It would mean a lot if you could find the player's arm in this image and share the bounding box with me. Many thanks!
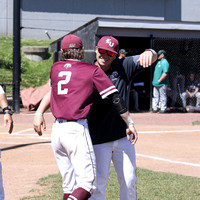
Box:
[0,86,13,134]
[110,93,138,145]
[192,87,199,97]
[158,72,168,83]
[137,49,157,68]
[33,90,51,136]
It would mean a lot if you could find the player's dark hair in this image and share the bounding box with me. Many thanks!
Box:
[61,48,84,60]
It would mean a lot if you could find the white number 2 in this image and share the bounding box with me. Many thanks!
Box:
[57,71,72,95]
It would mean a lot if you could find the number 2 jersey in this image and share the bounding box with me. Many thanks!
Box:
[50,60,118,120]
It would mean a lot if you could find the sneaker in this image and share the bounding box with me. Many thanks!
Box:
[159,110,166,113]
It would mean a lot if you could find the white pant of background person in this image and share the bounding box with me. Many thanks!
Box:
[51,119,96,195]
[182,92,200,108]
[153,85,167,111]
[90,137,137,200]
[0,151,4,200]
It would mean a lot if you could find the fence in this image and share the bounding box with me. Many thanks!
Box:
[152,38,200,110]
[129,37,200,112]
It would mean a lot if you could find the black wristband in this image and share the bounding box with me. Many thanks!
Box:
[3,106,11,112]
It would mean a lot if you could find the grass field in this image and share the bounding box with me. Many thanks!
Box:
[20,164,200,200]
[0,36,54,93]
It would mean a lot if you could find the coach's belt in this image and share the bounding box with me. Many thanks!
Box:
[56,118,77,123]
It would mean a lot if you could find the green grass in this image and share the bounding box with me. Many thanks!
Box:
[0,36,54,94]
[20,173,63,200]
[192,120,200,125]
[20,164,200,200]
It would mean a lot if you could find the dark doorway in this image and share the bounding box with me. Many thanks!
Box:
[115,36,152,111]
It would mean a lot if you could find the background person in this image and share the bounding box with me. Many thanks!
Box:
[0,85,13,200]
[182,72,200,112]
[118,49,127,59]
[152,50,169,113]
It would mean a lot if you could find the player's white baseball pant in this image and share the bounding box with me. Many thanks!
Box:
[90,137,137,200]
[0,160,4,200]
[51,119,96,195]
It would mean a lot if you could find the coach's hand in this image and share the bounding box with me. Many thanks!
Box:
[137,49,157,67]
[33,114,46,136]
[126,125,138,145]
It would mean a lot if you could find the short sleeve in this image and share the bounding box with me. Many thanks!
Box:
[163,60,170,73]
[93,67,118,99]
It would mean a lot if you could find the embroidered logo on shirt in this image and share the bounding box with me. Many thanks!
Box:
[110,71,119,82]
[64,63,72,69]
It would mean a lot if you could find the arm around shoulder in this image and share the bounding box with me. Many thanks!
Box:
[137,49,157,67]
[145,49,158,63]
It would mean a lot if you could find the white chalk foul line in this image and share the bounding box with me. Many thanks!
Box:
[20,112,52,116]
[138,129,200,134]
[136,153,200,168]
[12,128,34,135]
[0,141,50,145]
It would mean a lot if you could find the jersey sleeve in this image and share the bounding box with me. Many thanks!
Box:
[163,60,170,73]
[93,67,118,99]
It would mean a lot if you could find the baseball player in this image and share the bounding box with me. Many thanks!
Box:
[0,85,13,200]
[33,34,137,200]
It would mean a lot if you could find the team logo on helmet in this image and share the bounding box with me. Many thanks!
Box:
[106,39,114,47]
[69,43,76,48]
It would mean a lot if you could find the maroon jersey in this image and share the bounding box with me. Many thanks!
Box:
[50,60,118,120]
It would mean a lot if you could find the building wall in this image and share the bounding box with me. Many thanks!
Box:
[181,0,200,22]
[0,0,13,36]
[0,0,199,39]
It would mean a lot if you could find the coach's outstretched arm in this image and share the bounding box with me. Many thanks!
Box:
[33,90,51,136]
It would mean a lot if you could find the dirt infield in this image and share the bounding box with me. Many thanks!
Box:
[0,110,200,200]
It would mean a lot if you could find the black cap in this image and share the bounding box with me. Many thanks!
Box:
[119,49,127,54]
[189,71,195,76]
[157,50,166,56]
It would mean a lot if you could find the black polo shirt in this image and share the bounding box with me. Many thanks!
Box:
[88,55,142,145]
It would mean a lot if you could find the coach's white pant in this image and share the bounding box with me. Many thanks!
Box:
[51,119,96,194]
[90,137,137,200]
